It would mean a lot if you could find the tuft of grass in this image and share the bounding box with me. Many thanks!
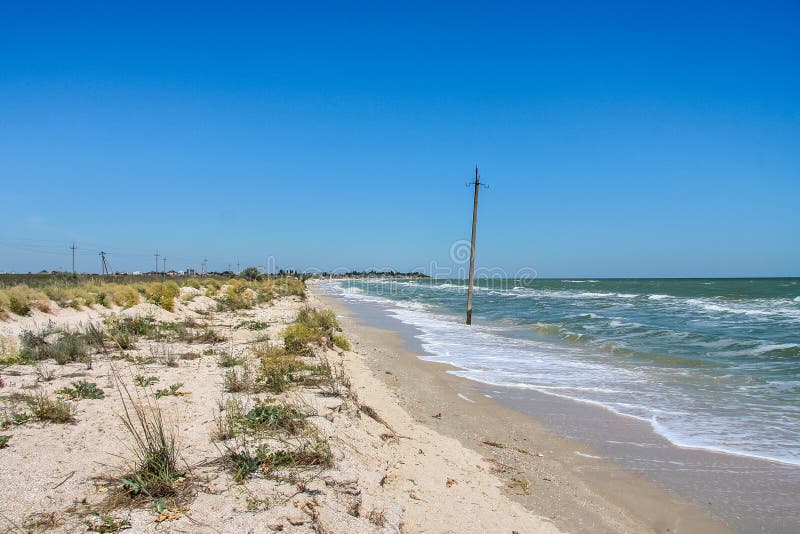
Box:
[211,398,244,442]
[331,334,351,351]
[216,351,243,368]
[0,435,10,448]
[0,335,22,364]
[255,345,305,393]
[27,392,76,423]
[19,327,90,365]
[282,307,341,355]
[35,363,57,382]
[0,285,51,316]
[116,372,186,499]
[57,380,105,400]
[223,365,256,393]
[260,437,333,474]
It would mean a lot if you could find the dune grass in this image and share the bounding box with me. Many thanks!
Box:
[115,372,186,500]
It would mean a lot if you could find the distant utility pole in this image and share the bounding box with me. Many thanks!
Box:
[466,166,486,325]
[236,260,240,274]
[202,257,208,275]
[69,242,77,275]
[99,251,110,275]
[154,251,160,274]
[162,257,167,274]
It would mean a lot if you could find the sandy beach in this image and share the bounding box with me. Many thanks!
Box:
[1,280,560,533]
[3,277,797,532]
[311,285,734,534]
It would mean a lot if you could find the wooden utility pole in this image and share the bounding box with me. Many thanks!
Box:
[466,166,483,325]
[154,251,160,274]
[70,242,77,275]
[99,251,109,275]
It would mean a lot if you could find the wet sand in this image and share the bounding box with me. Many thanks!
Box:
[314,286,800,533]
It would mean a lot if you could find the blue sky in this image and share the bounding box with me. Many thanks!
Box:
[1,1,798,277]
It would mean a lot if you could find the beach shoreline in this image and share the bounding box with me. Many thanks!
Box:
[310,284,733,533]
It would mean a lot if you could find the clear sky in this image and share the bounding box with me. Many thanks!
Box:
[1,1,798,277]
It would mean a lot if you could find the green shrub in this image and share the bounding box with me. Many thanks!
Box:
[2,285,51,315]
[0,435,10,449]
[143,282,180,311]
[282,323,317,355]
[256,345,305,393]
[331,334,351,351]
[240,267,260,281]
[19,329,89,364]
[27,393,76,423]
[184,278,201,289]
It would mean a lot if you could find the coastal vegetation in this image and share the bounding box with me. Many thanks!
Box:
[0,274,306,319]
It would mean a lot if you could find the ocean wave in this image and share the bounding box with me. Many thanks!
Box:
[324,279,800,466]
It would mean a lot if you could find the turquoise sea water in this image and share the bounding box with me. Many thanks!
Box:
[324,278,800,465]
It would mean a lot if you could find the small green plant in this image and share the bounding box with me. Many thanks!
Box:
[217,352,243,368]
[223,366,255,393]
[124,355,156,365]
[27,393,76,423]
[202,348,217,356]
[331,334,351,351]
[225,446,265,482]
[211,399,243,442]
[154,383,184,399]
[134,375,160,387]
[244,402,305,433]
[0,435,11,448]
[236,320,268,331]
[0,335,21,364]
[255,345,305,393]
[57,380,105,400]
[85,513,132,532]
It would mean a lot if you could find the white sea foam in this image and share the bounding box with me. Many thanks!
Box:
[325,280,800,466]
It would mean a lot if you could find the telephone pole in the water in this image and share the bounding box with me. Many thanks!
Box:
[466,166,485,325]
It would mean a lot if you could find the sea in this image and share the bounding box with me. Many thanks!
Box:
[322,277,800,467]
